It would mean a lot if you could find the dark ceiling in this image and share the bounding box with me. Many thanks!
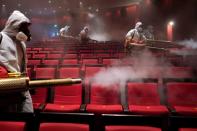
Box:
[0,0,141,17]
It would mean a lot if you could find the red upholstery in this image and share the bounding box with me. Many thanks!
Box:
[127,83,161,105]
[129,105,168,115]
[80,53,95,59]
[179,128,197,131]
[61,59,78,65]
[105,125,161,131]
[59,67,80,78]
[86,104,122,114]
[35,67,56,79]
[27,59,41,66]
[64,54,78,59]
[44,104,81,112]
[173,106,197,116]
[0,121,25,131]
[44,84,82,112]
[31,88,47,109]
[102,59,119,66]
[0,66,8,78]
[39,51,50,54]
[32,47,42,51]
[127,83,168,115]
[85,66,105,78]
[32,67,56,109]
[82,59,99,65]
[167,83,197,106]
[164,67,193,78]
[167,82,197,115]
[47,54,62,59]
[43,48,53,51]
[44,66,82,112]
[33,53,47,59]
[86,83,122,113]
[39,123,89,131]
[42,59,59,65]
[53,84,82,104]
[96,53,111,58]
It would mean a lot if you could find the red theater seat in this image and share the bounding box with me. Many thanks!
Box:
[164,67,193,78]
[39,123,89,131]
[42,59,59,66]
[44,66,82,112]
[32,47,42,51]
[102,58,120,66]
[58,66,81,78]
[86,83,122,114]
[44,84,82,112]
[105,125,161,131]
[127,83,168,115]
[47,53,62,59]
[167,82,197,115]
[39,51,50,54]
[96,53,111,58]
[0,121,25,131]
[33,53,47,59]
[61,59,79,65]
[179,128,197,131]
[64,54,78,59]
[84,65,105,78]
[27,59,41,66]
[82,59,99,65]
[32,66,57,109]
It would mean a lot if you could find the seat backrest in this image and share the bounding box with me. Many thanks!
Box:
[47,53,62,59]
[166,82,197,106]
[90,83,120,105]
[64,54,78,59]
[127,83,161,105]
[53,66,82,104]
[59,66,80,78]
[39,123,89,131]
[0,121,25,131]
[27,59,41,66]
[54,84,82,104]
[61,59,78,65]
[82,59,99,65]
[163,67,193,78]
[42,59,59,66]
[35,66,56,79]
[32,66,57,103]
[102,58,119,66]
[33,53,47,59]
[85,65,105,78]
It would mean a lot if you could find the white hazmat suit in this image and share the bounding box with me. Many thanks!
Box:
[0,10,33,112]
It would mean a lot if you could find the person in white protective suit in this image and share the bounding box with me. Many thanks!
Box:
[124,21,147,55]
[60,25,72,37]
[0,10,33,112]
[79,26,90,44]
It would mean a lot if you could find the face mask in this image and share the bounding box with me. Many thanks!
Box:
[18,22,32,41]
[137,27,143,33]
[16,31,28,42]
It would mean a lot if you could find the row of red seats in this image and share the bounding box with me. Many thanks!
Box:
[27,64,195,80]
[29,65,197,116]
[0,112,196,131]
[36,82,197,115]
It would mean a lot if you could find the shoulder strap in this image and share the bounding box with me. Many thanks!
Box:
[0,33,2,44]
[131,30,135,40]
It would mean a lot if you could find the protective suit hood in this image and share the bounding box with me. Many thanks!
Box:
[135,22,142,29]
[2,10,30,38]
